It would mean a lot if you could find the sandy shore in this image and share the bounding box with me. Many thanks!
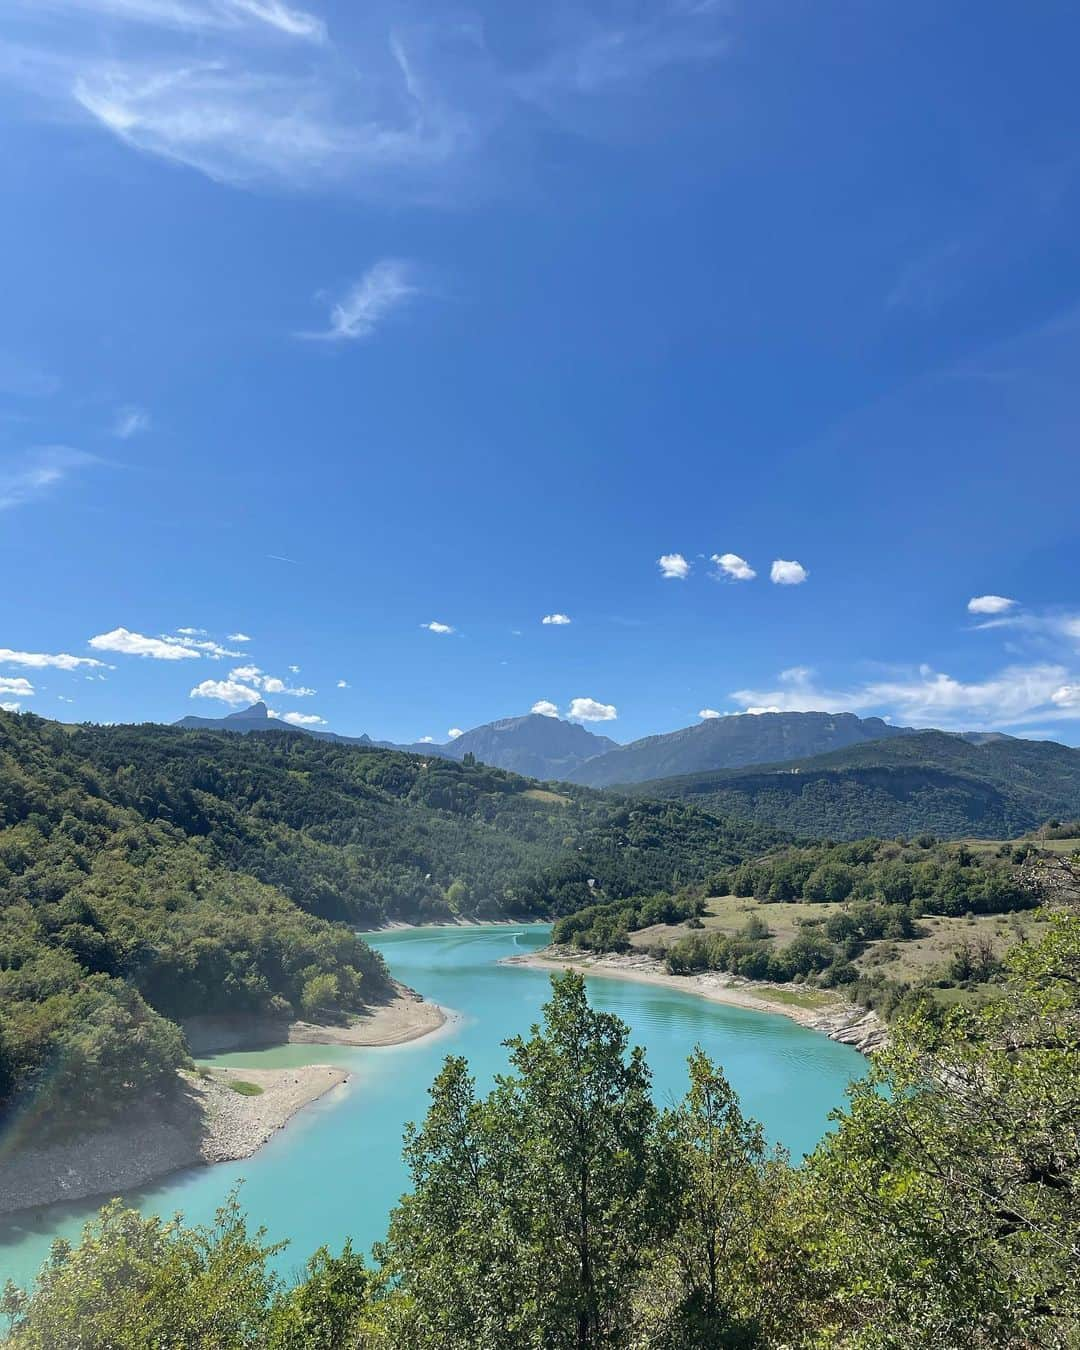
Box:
[0,1064,350,1218]
[182,980,446,1054]
[0,983,448,1219]
[505,947,887,1054]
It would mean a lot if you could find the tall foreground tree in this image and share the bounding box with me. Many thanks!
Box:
[375,972,669,1349]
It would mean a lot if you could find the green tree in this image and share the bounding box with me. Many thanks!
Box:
[4,1192,283,1349]
[803,910,1080,1347]
[377,972,669,1349]
[641,1050,788,1348]
[267,1241,370,1349]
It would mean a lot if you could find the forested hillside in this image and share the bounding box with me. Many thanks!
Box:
[0,712,781,1124]
[636,730,1080,839]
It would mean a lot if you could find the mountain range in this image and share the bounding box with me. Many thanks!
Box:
[173,705,921,784]
[169,703,1080,840]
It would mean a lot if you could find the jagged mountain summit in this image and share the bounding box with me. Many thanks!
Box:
[443,713,618,780]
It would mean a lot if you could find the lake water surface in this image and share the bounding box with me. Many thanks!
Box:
[0,925,865,1290]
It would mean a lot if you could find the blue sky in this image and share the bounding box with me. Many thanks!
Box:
[3,0,1080,746]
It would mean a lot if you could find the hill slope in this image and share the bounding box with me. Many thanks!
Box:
[568,711,914,787]
[635,730,1080,839]
[0,711,785,1123]
[174,700,454,758]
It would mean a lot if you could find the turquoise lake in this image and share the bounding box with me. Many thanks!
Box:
[0,925,865,1290]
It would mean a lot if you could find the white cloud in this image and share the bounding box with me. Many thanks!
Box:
[90,627,201,660]
[698,708,721,719]
[336,679,349,688]
[262,676,315,696]
[275,709,326,726]
[1,447,98,511]
[21,0,325,39]
[113,404,150,438]
[176,627,206,636]
[711,552,755,582]
[967,594,1017,615]
[541,613,572,625]
[226,0,325,40]
[743,705,782,715]
[422,621,454,634]
[417,734,435,743]
[228,632,251,642]
[227,664,313,696]
[0,1,732,199]
[300,260,421,341]
[0,701,21,712]
[288,664,300,673]
[1051,685,1080,708]
[731,662,1080,729]
[657,552,690,580]
[567,696,617,723]
[169,635,242,658]
[770,559,808,586]
[531,699,559,718]
[189,678,260,706]
[0,677,34,697]
[0,648,106,669]
[447,726,463,738]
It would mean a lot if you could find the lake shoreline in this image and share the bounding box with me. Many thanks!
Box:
[504,947,887,1054]
[0,1064,351,1220]
[0,983,447,1222]
[182,980,447,1054]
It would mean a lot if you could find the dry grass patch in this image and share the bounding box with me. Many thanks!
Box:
[629,894,845,952]
[523,788,571,805]
[854,910,1049,983]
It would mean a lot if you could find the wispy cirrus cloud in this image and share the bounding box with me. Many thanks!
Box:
[0,1,732,196]
[299,261,421,342]
[17,0,325,39]
[0,447,97,510]
[113,404,150,438]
